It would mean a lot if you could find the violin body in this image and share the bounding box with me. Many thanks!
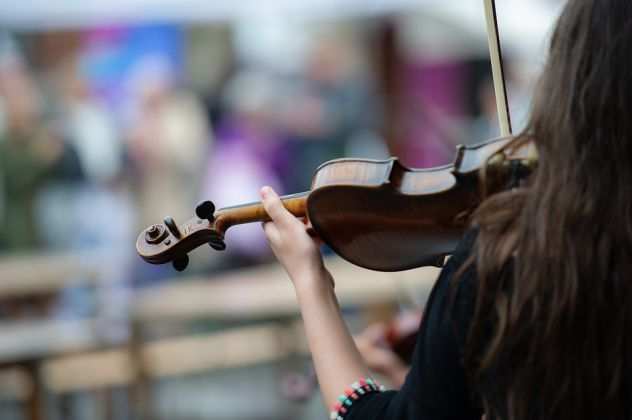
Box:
[307,158,473,270]
[136,136,534,271]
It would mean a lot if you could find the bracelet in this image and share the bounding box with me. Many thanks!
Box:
[329,377,386,420]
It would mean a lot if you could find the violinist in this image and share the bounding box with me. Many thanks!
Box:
[259,1,632,419]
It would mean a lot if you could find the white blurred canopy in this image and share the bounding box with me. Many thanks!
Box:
[0,0,564,58]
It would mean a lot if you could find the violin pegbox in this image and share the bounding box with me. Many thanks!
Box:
[196,201,227,251]
[136,200,227,271]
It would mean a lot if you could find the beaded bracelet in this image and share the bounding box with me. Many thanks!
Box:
[329,377,386,420]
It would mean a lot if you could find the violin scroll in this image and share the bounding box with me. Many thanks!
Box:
[136,199,227,272]
[137,193,307,270]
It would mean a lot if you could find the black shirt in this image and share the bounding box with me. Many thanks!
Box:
[347,231,483,420]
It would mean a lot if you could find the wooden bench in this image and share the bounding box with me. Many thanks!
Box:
[0,252,99,299]
[133,256,439,322]
[0,252,101,420]
[0,256,439,419]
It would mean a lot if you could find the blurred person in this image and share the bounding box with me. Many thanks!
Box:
[41,58,137,334]
[125,55,211,229]
[280,37,380,191]
[200,70,286,263]
[34,57,126,251]
[0,46,81,251]
[55,59,123,184]
[259,1,632,420]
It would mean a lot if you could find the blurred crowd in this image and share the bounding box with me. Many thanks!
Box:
[0,21,529,325]
[0,28,384,261]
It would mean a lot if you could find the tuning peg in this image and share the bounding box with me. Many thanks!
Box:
[196,201,216,222]
[209,238,226,251]
[172,254,189,272]
[164,216,182,239]
[207,231,226,251]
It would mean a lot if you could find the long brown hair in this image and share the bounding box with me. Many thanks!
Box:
[466,1,632,419]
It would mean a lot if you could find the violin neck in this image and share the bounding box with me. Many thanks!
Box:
[214,191,309,231]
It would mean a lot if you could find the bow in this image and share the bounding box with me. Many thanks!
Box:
[483,0,512,137]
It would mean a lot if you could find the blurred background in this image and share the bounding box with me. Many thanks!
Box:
[0,0,563,419]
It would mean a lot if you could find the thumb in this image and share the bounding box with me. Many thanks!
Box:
[260,186,295,228]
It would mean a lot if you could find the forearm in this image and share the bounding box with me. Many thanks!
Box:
[295,269,370,408]
[258,186,372,408]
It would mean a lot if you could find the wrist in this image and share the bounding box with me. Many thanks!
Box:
[293,265,335,301]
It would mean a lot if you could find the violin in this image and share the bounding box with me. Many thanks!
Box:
[136,136,535,272]
[137,0,535,272]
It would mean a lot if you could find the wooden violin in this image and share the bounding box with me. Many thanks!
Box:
[136,136,535,272]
